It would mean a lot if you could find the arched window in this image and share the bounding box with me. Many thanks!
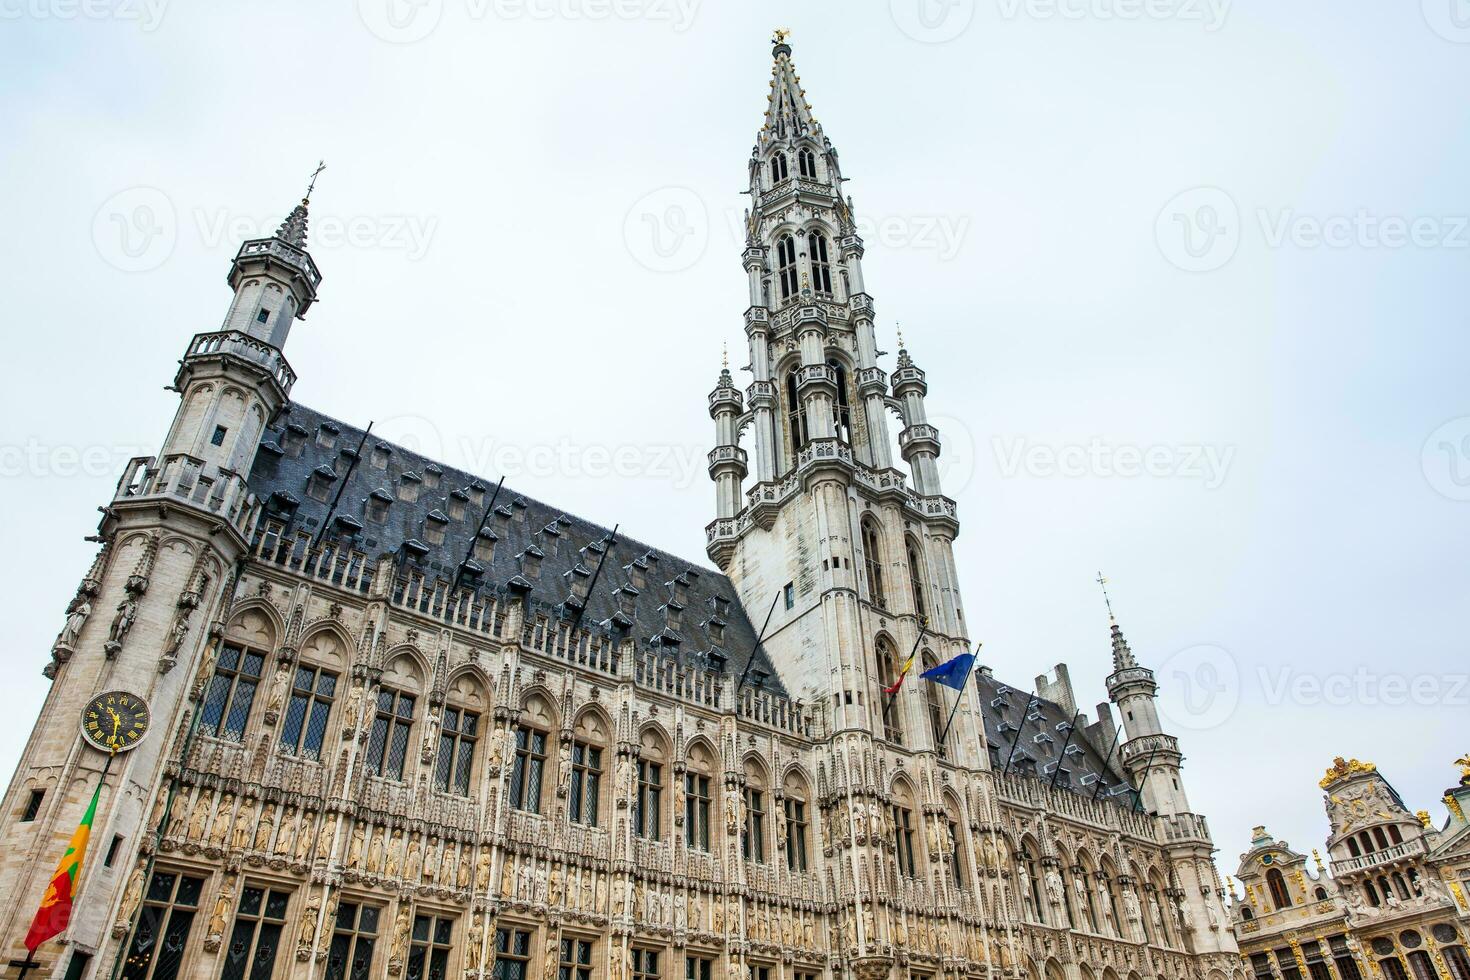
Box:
[1020,845,1044,922]
[742,759,768,863]
[905,535,928,623]
[1075,857,1099,932]
[434,673,488,797]
[942,797,967,889]
[770,152,788,184]
[785,369,808,456]
[828,358,851,443]
[1347,838,1361,857]
[568,711,608,826]
[862,517,886,608]
[1314,885,1328,901]
[1099,863,1123,936]
[783,771,811,873]
[201,642,267,742]
[922,651,946,754]
[798,147,817,179]
[776,234,799,302]
[891,782,920,878]
[1266,867,1291,910]
[1388,824,1403,845]
[1359,831,1375,854]
[279,631,344,762]
[509,695,555,813]
[1374,827,1390,850]
[634,728,668,841]
[365,654,422,781]
[684,743,714,851]
[808,231,833,298]
[1241,906,1254,921]
[875,635,903,743]
[1365,881,1380,907]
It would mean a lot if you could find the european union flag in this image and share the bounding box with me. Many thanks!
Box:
[919,652,977,690]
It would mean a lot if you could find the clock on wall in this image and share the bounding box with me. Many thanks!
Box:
[80,691,151,753]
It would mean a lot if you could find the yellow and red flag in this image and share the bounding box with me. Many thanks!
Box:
[883,654,916,695]
[24,777,102,953]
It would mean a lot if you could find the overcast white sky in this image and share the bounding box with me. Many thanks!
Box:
[2,0,1468,878]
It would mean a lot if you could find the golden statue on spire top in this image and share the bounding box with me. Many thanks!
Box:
[773,28,790,45]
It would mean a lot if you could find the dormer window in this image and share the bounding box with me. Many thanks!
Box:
[708,619,726,645]
[398,472,422,503]
[316,423,339,450]
[798,147,817,179]
[627,560,647,590]
[520,547,543,579]
[712,595,730,618]
[423,464,442,490]
[448,491,467,521]
[282,423,308,457]
[669,573,691,606]
[770,151,788,184]
[308,464,336,502]
[425,510,449,547]
[663,603,683,631]
[493,506,512,536]
[467,482,486,507]
[334,447,358,476]
[473,529,496,563]
[371,444,391,469]
[366,489,392,523]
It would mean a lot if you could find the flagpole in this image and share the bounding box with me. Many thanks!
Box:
[109,558,244,980]
[934,657,980,754]
[881,618,928,730]
[734,591,782,697]
[1048,711,1081,789]
[21,749,115,980]
[1092,722,1124,800]
[1001,691,1037,776]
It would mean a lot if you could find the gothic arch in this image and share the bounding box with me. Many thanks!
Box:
[444,662,494,699]
[443,668,490,715]
[637,720,672,758]
[297,622,353,667]
[519,689,559,732]
[381,648,429,695]
[572,705,613,744]
[225,600,284,649]
[780,761,815,793]
[684,735,718,771]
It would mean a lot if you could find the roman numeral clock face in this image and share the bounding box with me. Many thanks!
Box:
[81,691,151,753]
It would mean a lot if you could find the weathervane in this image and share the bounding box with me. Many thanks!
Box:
[305,160,326,202]
[896,322,905,349]
[722,341,728,371]
[1096,571,1116,623]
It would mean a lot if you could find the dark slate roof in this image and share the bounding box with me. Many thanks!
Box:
[246,403,786,694]
[974,672,1137,805]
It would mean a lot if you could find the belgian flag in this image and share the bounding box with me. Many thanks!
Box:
[24,778,102,953]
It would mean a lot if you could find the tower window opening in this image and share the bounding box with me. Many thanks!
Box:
[808,232,833,298]
[862,517,886,608]
[255,308,270,324]
[211,425,228,447]
[905,535,928,622]
[104,833,123,867]
[829,358,851,443]
[785,370,808,457]
[770,152,789,184]
[783,582,795,609]
[798,147,817,179]
[776,234,799,302]
[21,789,43,822]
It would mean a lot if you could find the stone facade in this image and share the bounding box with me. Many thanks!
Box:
[1228,759,1470,980]
[0,38,1241,980]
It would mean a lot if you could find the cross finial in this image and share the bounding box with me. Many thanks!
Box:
[722,341,729,370]
[305,160,326,202]
[1096,571,1116,623]
[896,321,905,350]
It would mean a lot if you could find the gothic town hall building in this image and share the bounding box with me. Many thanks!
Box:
[0,40,1243,980]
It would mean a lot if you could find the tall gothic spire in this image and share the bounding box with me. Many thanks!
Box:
[759,31,824,150]
[275,161,325,249]
[1098,571,1138,670]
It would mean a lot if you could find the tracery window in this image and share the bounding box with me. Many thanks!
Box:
[365,688,415,781]
[861,517,886,608]
[770,152,788,184]
[808,232,833,297]
[798,147,817,178]
[776,234,799,302]
[201,643,265,742]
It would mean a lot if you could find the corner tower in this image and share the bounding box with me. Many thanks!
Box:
[706,36,974,758]
[0,183,320,973]
[1102,586,1236,954]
